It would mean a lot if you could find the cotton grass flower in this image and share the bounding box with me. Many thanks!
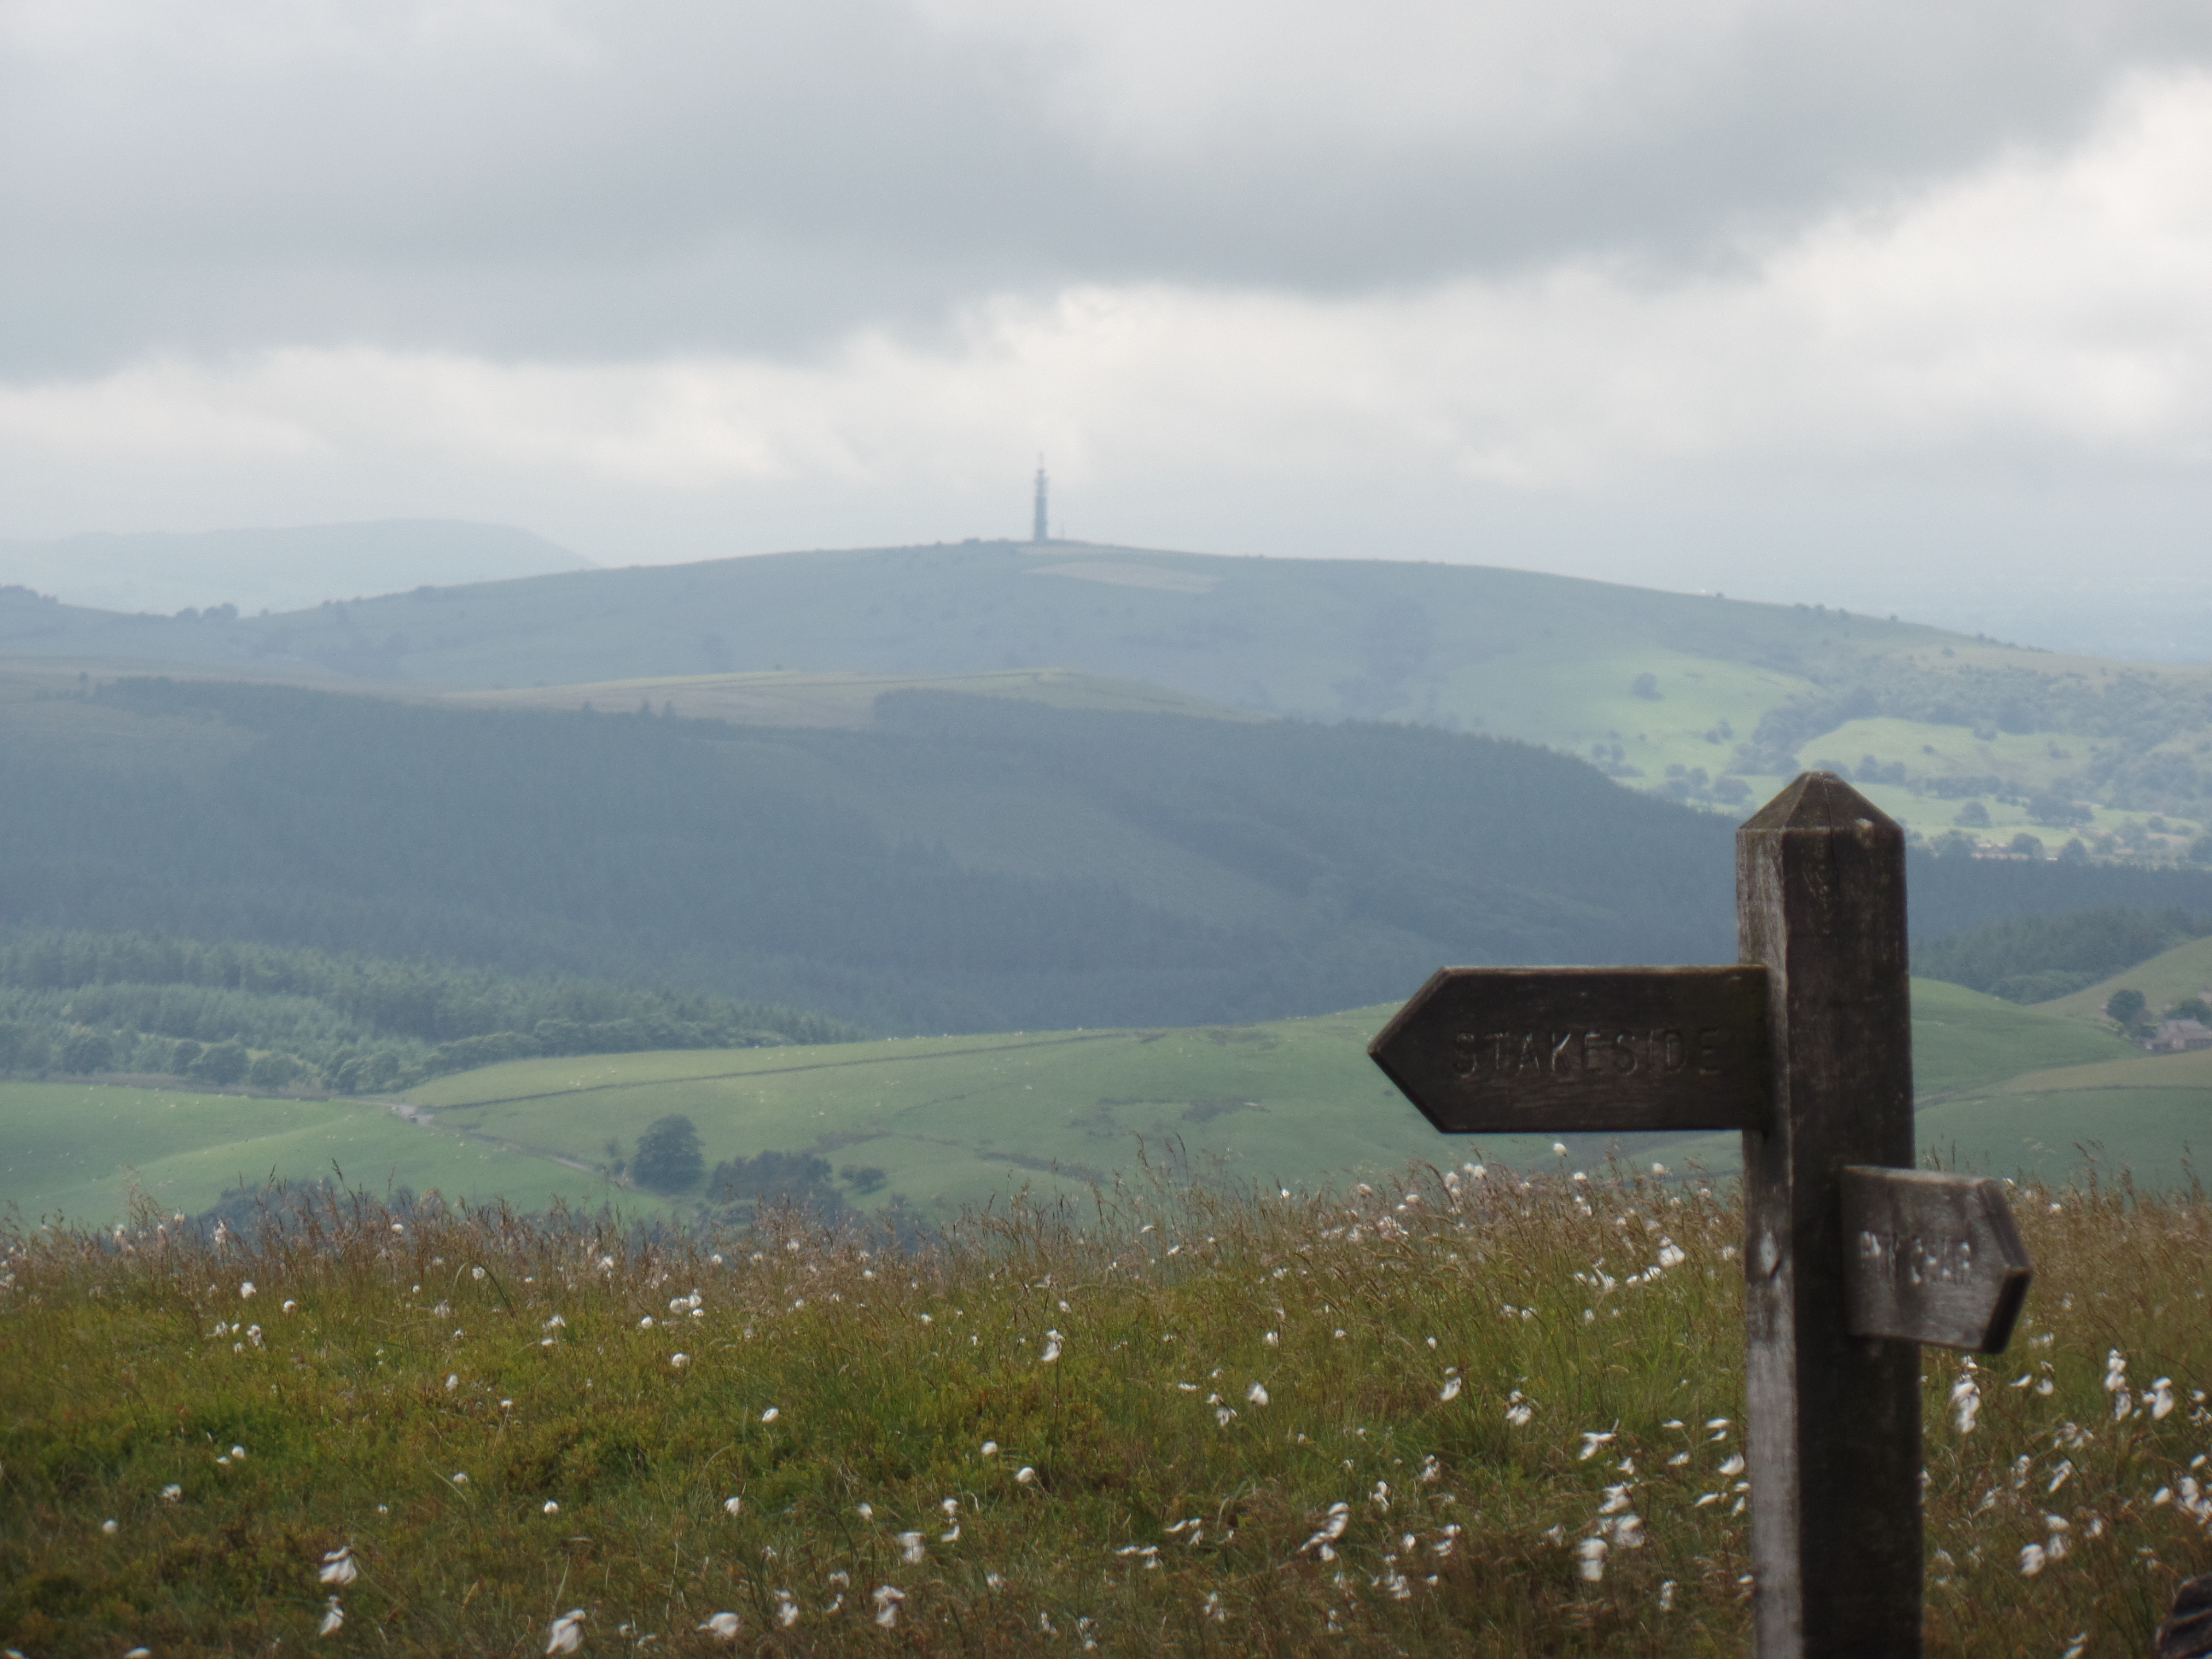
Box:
[1016,1467,1036,1485]
[1247,1382,1269,1406]
[774,1591,800,1628]
[1041,1330,1064,1364]
[872,1586,905,1627]
[697,1612,742,1641]
[1439,1376,1464,1402]
[546,1608,586,1654]
[318,1546,358,1586]
[160,1485,182,1504]
[1575,1537,1609,1581]
[318,1597,345,1636]
[1577,1431,1615,1460]
[723,1496,742,1516]
[760,1406,779,1423]
[1301,1501,1352,1557]
[669,1352,690,1369]
[1951,1371,1982,1434]
[240,1281,256,1299]
[897,1531,927,1563]
[544,1501,560,1515]
[102,1518,119,1535]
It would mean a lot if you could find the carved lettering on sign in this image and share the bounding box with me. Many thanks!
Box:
[1841,1167,2033,1353]
[1448,1027,1724,1080]
[1853,1229,1975,1289]
[1368,967,1771,1135]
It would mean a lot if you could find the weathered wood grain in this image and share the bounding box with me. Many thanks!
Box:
[1365,966,1771,1134]
[1370,768,2038,1659]
[1841,1167,2032,1353]
[1738,771,1924,1659]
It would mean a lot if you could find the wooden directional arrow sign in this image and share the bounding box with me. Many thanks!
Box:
[1841,1167,2034,1353]
[1371,775,2042,1659]
[1366,965,1773,1135]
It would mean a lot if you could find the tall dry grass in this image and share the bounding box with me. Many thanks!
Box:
[0,1159,2204,1656]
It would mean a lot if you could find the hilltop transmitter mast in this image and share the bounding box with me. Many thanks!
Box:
[1032,462,1050,544]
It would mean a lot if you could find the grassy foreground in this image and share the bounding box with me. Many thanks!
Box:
[2,1167,2208,1657]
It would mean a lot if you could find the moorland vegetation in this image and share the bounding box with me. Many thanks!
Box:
[0,1167,2203,1656]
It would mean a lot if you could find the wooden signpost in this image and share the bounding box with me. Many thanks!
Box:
[1369,771,2033,1659]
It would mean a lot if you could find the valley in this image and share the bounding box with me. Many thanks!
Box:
[9,975,2183,1230]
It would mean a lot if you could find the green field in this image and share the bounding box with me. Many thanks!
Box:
[444,665,1255,729]
[2038,931,2212,1022]
[9,978,2192,1227]
[0,1083,612,1226]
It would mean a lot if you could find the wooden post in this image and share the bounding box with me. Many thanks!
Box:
[1738,773,1922,1658]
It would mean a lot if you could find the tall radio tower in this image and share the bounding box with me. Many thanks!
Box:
[1032,460,1050,544]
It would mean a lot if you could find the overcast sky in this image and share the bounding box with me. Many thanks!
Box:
[4,0,2212,643]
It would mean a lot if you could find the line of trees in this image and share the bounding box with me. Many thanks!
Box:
[1911,906,2207,1004]
[0,928,859,1093]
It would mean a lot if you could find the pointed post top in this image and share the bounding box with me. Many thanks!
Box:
[1738,771,1900,835]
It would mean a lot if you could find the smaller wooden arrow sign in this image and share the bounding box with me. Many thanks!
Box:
[1367,966,1773,1135]
[1841,1167,2032,1353]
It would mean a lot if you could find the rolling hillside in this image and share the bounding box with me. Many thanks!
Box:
[2037,932,2212,1022]
[0,1080,595,1226]
[3,975,2170,1227]
[7,672,2212,1036]
[9,538,2212,853]
[0,675,1750,1035]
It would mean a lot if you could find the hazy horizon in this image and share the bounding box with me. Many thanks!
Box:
[6,1,2212,655]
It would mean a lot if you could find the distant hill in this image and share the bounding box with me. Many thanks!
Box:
[0,675,1746,1034]
[7,673,2212,1039]
[6,536,2212,859]
[2037,932,2212,1024]
[0,519,593,618]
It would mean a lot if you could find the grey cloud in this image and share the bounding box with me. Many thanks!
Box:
[4,0,2211,370]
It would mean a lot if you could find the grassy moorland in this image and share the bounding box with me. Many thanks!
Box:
[0,1169,2205,1656]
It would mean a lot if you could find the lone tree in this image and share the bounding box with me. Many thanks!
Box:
[630,1114,705,1192]
[2105,987,2148,1029]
